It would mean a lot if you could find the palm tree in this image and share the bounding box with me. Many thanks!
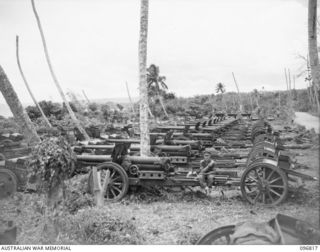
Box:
[215,82,226,94]
[231,72,243,113]
[31,0,90,141]
[16,35,52,128]
[138,0,150,157]
[0,65,40,145]
[308,0,320,113]
[252,89,260,107]
[215,82,226,111]
[147,64,169,117]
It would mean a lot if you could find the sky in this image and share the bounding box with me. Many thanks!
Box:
[0,0,310,107]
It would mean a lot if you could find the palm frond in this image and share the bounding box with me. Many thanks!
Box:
[160,81,168,89]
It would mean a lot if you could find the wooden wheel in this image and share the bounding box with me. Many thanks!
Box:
[88,162,129,202]
[1,139,14,146]
[241,160,288,205]
[0,169,17,199]
[196,225,235,245]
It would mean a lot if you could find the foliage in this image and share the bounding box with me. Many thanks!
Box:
[26,106,42,120]
[101,104,111,121]
[0,117,20,134]
[26,100,64,121]
[147,64,168,91]
[57,208,144,244]
[215,82,226,94]
[28,136,76,199]
[116,104,124,111]
[64,174,94,214]
[88,102,98,112]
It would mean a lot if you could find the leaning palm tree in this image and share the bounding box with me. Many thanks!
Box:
[138,0,150,157]
[147,64,169,117]
[0,65,40,146]
[31,0,89,141]
[16,35,52,128]
[308,0,320,113]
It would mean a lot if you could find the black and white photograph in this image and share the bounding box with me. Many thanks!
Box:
[0,0,319,247]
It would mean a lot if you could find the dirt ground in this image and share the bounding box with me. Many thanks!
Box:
[0,120,319,245]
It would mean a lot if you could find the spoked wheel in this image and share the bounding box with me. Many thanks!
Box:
[0,169,17,199]
[196,225,236,245]
[88,162,129,202]
[241,161,288,205]
[1,139,14,146]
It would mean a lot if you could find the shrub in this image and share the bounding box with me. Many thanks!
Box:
[58,208,144,244]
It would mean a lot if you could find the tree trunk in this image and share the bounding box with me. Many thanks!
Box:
[125,81,135,114]
[138,0,150,156]
[16,35,52,129]
[158,94,169,118]
[31,0,90,141]
[231,72,243,113]
[308,0,320,114]
[249,94,254,111]
[313,83,320,111]
[82,90,90,104]
[0,65,40,145]
[92,167,104,207]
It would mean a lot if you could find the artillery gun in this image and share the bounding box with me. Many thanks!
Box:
[0,117,316,207]
[240,120,317,205]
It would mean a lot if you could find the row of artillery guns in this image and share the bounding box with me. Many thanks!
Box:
[0,133,30,161]
[0,114,316,206]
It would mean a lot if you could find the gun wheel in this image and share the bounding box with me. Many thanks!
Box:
[88,162,129,202]
[196,225,235,245]
[241,162,288,205]
[0,169,17,199]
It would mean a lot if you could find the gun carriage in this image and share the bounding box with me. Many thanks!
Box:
[0,117,316,206]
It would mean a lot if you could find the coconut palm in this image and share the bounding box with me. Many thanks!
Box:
[16,36,52,128]
[215,82,226,94]
[147,64,169,117]
[31,0,90,141]
[308,0,320,113]
[215,83,226,111]
[0,65,40,145]
[138,0,150,157]
[252,89,260,107]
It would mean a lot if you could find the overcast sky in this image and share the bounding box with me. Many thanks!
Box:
[0,0,310,105]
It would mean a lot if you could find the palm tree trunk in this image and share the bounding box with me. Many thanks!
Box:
[284,68,289,91]
[147,105,154,118]
[249,94,254,111]
[82,90,90,104]
[31,0,90,141]
[125,81,135,114]
[158,94,169,118]
[231,72,243,113]
[16,35,52,128]
[313,84,320,111]
[0,65,40,145]
[308,0,320,113]
[307,83,313,107]
[138,0,150,156]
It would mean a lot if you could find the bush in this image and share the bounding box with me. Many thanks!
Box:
[58,208,144,244]
[64,174,94,214]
